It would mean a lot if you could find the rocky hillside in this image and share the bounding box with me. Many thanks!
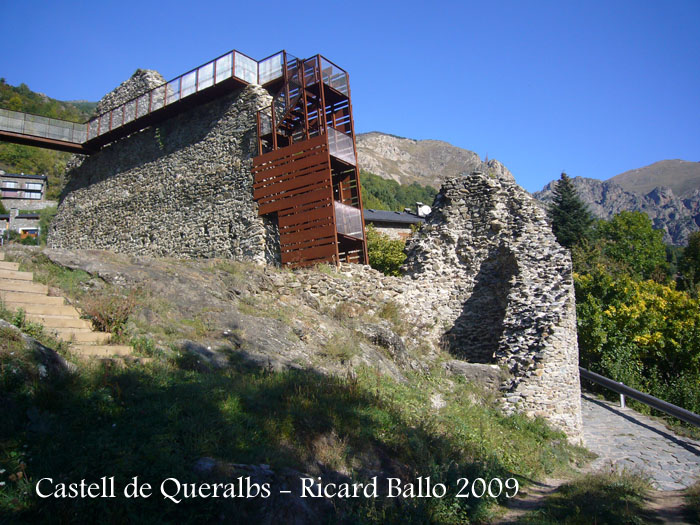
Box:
[535,164,700,246]
[356,132,481,188]
[610,159,700,197]
[1,245,588,522]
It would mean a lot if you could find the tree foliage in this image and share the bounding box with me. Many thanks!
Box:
[677,231,700,293]
[0,79,92,122]
[594,211,667,281]
[547,172,594,248]
[576,269,700,414]
[365,225,407,276]
[0,79,94,199]
[360,171,437,212]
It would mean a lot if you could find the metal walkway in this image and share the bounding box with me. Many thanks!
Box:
[0,50,287,154]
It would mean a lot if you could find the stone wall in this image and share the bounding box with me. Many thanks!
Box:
[273,163,583,441]
[48,71,277,263]
[1,200,57,212]
[46,68,582,440]
[401,162,583,440]
[372,225,413,240]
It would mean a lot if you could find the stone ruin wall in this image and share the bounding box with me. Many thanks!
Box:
[47,69,582,440]
[281,163,583,440]
[401,163,582,439]
[48,71,278,263]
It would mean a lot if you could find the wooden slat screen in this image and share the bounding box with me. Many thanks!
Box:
[252,135,338,267]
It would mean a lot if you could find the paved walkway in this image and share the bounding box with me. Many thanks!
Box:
[581,393,700,491]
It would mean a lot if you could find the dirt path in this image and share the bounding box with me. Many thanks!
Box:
[494,480,694,524]
[646,490,693,524]
[493,477,569,524]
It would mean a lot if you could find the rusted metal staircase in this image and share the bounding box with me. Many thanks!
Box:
[0,49,367,268]
[252,53,368,267]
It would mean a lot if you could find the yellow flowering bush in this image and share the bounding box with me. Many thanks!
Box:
[576,268,700,414]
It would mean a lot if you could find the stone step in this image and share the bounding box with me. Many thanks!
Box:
[51,328,111,344]
[0,261,20,271]
[26,314,92,329]
[0,252,4,261]
[95,356,154,366]
[0,269,34,281]
[0,280,48,295]
[70,344,133,357]
[3,302,77,316]
[0,292,64,305]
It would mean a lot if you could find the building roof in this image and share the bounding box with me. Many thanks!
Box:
[0,173,48,182]
[0,214,9,220]
[363,209,425,225]
[16,214,40,219]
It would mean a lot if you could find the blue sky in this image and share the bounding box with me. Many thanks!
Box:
[3,0,699,192]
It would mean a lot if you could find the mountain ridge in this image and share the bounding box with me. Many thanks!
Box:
[534,173,700,245]
[356,131,481,188]
[609,159,700,198]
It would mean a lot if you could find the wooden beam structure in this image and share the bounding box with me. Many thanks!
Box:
[253,54,368,268]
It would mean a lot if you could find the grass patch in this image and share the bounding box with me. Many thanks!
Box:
[13,252,91,299]
[378,301,407,335]
[320,333,360,363]
[687,480,700,523]
[236,294,293,326]
[519,470,653,524]
[0,337,589,523]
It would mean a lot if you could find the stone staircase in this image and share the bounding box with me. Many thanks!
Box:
[0,251,136,361]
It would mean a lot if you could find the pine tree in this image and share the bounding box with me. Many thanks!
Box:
[548,172,594,249]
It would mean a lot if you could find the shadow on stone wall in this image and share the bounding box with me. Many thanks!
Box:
[441,245,518,363]
[60,87,249,199]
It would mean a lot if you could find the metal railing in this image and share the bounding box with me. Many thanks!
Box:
[580,367,700,428]
[1,49,349,155]
[0,108,87,144]
[86,49,262,141]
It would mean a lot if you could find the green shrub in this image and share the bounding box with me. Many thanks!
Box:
[130,335,161,357]
[366,225,406,276]
[576,269,700,415]
[80,289,139,337]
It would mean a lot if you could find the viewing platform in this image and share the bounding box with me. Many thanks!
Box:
[0,50,288,154]
[0,47,367,268]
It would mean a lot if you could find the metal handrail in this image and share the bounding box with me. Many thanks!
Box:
[0,108,88,144]
[580,366,700,428]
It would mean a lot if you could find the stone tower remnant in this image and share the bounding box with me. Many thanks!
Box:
[402,161,583,440]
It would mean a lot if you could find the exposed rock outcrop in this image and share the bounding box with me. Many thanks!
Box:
[356,132,482,187]
[534,176,700,245]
